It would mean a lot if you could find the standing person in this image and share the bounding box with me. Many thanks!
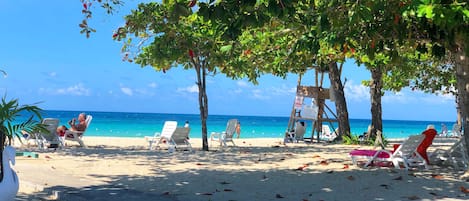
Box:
[236,121,241,139]
[184,121,190,128]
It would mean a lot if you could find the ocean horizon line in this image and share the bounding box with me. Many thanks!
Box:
[42,109,453,123]
[32,110,455,139]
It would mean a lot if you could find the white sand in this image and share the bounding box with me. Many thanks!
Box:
[12,137,469,201]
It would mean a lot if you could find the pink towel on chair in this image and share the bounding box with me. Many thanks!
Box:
[349,149,391,158]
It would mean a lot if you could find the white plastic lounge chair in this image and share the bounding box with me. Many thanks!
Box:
[320,125,338,141]
[349,135,428,170]
[450,123,462,137]
[34,118,61,150]
[149,121,178,150]
[63,115,93,147]
[210,119,238,147]
[431,137,468,170]
[171,127,192,152]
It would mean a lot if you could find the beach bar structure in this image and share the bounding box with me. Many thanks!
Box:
[287,69,338,142]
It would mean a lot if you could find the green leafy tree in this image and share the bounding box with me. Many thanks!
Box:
[199,0,354,140]
[399,1,469,160]
[112,1,240,151]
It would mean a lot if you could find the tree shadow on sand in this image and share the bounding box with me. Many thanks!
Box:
[15,144,469,201]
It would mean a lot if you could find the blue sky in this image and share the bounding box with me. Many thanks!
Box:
[0,1,457,121]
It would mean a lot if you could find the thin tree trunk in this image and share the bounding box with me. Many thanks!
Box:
[370,66,383,144]
[328,62,351,140]
[454,38,469,164]
[194,61,209,151]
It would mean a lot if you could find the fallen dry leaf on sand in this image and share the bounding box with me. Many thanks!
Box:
[342,164,349,169]
[406,195,420,200]
[393,176,403,180]
[380,184,389,189]
[320,160,329,165]
[296,164,309,171]
[199,192,213,195]
[312,155,321,158]
[431,174,444,180]
[276,193,284,198]
[195,163,204,166]
[460,186,469,194]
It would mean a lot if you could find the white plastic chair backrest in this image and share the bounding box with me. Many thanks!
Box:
[395,135,425,157]
[322,125,332,135]
[41,118,59,140]
[225,119,238,138]
[172,127,190,143]
[160,121,178,139]
[84,115,93,131]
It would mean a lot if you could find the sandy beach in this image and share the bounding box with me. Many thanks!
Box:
[12,137,469,201]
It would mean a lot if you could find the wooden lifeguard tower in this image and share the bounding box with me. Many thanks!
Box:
[287,68,338,142]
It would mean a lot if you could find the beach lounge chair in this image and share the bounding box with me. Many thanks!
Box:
[34,118,61,149]
[320,125,338,141]
[431,137,468,170]
[450,123,462,137]
[63,115,93,147]
[210,119,238,147]
[149,121,178,150]
[171,127,192,152]
[349,135,428,170]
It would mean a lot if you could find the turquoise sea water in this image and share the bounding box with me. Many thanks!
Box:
[23,110,454,139]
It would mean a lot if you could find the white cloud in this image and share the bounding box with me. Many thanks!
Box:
[177,84,199,93]
[251,89,270,100]
[382,91,415,103]
[344,81,369,102]
[121,87,133,96]
[49,72,57,77]
[237,80,249,87]
[53,83,90,96]
[135,88,155,96]
[148,82,157,88]
[269,85,296,96]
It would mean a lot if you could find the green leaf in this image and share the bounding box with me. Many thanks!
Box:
[417,5,434,18]
[220,44,232,52]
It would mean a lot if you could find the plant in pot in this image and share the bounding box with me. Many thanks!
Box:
[0,97,44,200]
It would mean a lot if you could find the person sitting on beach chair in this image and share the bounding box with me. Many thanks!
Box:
[56,112,88,138]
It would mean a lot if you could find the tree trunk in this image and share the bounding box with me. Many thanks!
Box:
[370,66,383,143]
[194,62,209,151]
[454,39,469,165]
[328,62,351,140]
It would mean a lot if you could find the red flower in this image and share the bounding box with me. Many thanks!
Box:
[188,49,194,58]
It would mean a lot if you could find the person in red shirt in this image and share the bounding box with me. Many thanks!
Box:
[417,125,437,164]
